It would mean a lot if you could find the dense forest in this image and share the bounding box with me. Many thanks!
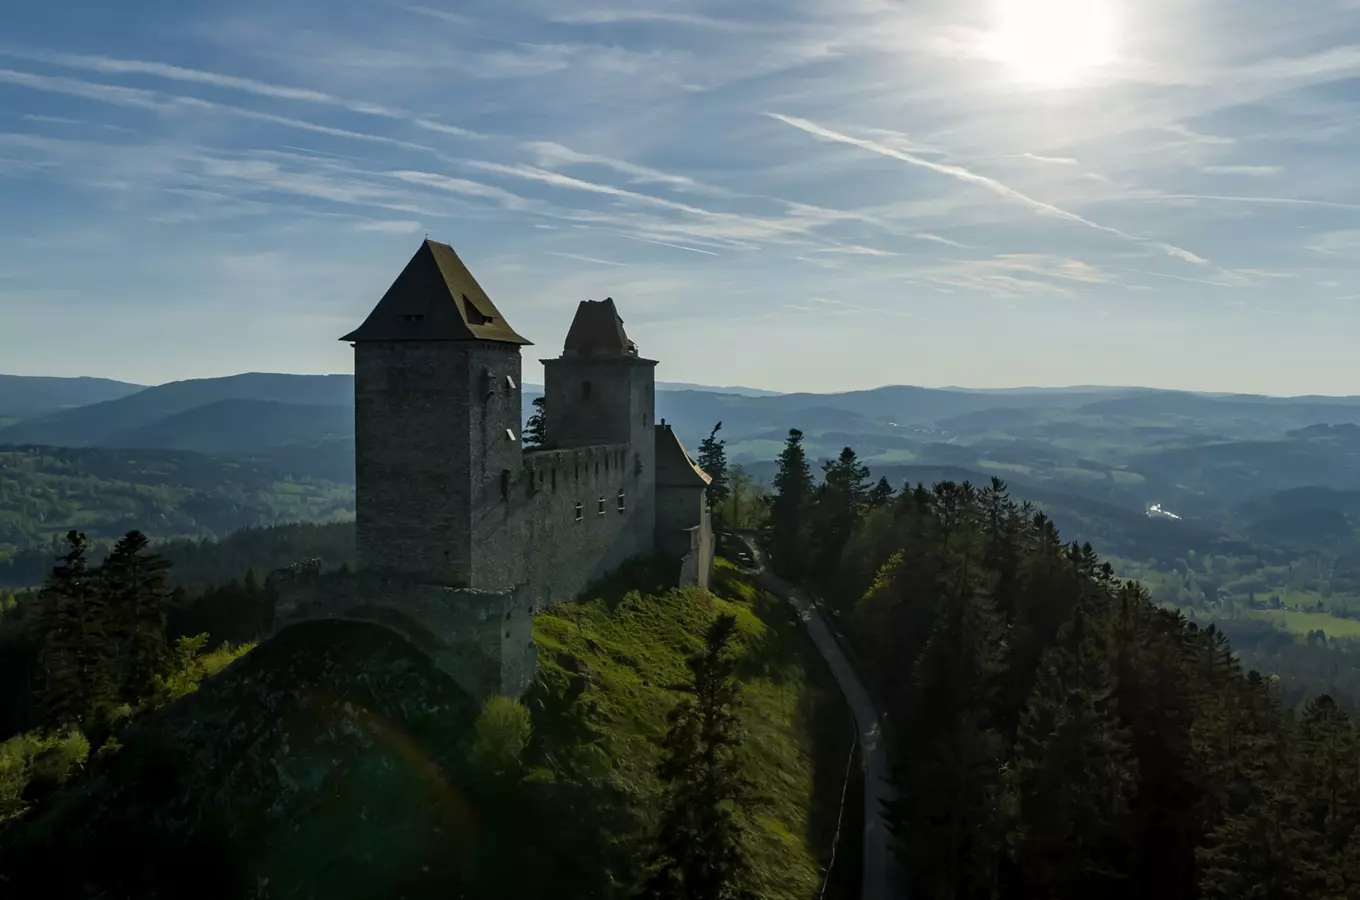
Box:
[763,426,1360,899]
[0,533,853,900]
[0,445,353,587]
[6,421,1360,897]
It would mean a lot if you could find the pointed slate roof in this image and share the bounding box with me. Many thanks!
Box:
[562,298,638,357]
[655,423,712,488]
[341,240,531,345]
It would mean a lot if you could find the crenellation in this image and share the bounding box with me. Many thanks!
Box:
[279,240,712,701]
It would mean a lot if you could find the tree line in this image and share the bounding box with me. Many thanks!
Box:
[763,426,1360,900]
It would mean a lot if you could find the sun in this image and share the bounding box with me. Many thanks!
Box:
[980,0,1118,88]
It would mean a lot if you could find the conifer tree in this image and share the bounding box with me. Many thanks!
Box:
[895,518,1007,899]
[101,530,173,704]
[867,476,894,509]
[1004,600,1137,899]
[809,446,870,578]
[33,531,114,730]
[769,429,814,576]
[696,422,730,520]
[525,396,547,448]
[642,615,752,900]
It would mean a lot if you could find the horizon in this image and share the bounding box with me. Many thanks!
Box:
[6,369,1360,402]
[4,1,1360,394]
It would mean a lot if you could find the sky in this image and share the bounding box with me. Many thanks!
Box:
[2,0,1360,395]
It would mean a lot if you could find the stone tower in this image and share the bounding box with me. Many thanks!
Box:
[272,241,708,702]
[341,239,530,589]
[543,298,657,455]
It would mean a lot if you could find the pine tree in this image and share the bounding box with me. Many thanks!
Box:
[895,515,1008,900]
[525,396,547,448]
[101,530,173,704]
[642,615,752,900]
[696,422,730,520]
[33,531,114,731]
[769,429,814,576]
[810,447,871,577]
[1004,600,1138,899]
[867,476,894,509]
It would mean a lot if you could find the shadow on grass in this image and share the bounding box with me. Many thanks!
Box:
[795,628,863,900]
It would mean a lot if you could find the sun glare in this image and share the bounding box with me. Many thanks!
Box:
[981,0,1118,88]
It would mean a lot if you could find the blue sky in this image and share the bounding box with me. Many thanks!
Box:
[2,0,1359,394]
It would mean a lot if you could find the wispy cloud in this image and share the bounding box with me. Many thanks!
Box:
[767,113,1212,267]
[2,50,407,117]
[351,219,425,234]
[547,251,629,266]
[614,233,720,256]
[1202,165,1282,176]
[913,233,969,249]
[814,244,899,257]
[525,141,719,193]
[1018,153,1079,166]
[546,9,770,32]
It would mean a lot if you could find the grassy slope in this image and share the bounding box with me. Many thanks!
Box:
[532,558,857,900]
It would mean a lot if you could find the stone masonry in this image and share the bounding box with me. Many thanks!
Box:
[272,240,714,700]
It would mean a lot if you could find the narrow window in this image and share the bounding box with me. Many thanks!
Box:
[575,501,583,522]
[598,497,606,516]
[582,381,593,400]
[617,490,626,513]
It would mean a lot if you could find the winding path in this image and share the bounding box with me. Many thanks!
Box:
[737,537,904,900]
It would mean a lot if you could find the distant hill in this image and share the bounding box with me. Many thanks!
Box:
[0,375,144,419]
[106,399,353,455]
[0,373,352,447]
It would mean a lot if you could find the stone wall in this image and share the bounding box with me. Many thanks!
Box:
[271,570,538,699]
[508,442,657,609]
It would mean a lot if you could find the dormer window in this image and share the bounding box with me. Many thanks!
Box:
[401,314,425,324]
[463,294,494,326]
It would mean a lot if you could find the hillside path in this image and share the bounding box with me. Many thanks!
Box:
[735,536,904,900]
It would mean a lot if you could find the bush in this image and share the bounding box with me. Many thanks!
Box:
[472,695,532,773]
[0,728,89,820]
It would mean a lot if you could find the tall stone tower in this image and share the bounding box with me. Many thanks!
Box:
[341,239,530,589]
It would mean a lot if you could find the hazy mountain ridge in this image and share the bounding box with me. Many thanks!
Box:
[0,375,144,419]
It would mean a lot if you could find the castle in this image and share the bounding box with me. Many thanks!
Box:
[272,239,715,698]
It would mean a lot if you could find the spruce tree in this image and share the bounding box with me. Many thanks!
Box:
[642,615,752,900]
[33,531,114,731]
[895,516,1007,899]
[769,429,813,576]
[525,396,547,448]
[696,422,730,519]
[867,476,894,508]
[101,530,173,704]
[1004,600,1138,899]
[810,446,871,577]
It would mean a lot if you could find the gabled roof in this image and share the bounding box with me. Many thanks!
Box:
[562,298,638,357]
[341,240,531,345]
[655,423,712,488]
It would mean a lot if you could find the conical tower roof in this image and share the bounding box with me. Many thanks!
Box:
[561,297,637,357]
[341,240,531,345]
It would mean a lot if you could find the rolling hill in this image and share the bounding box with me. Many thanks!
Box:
[0,373,352,447]
[0,375,144,420]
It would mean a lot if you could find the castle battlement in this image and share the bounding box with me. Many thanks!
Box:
[273,240,713,700]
